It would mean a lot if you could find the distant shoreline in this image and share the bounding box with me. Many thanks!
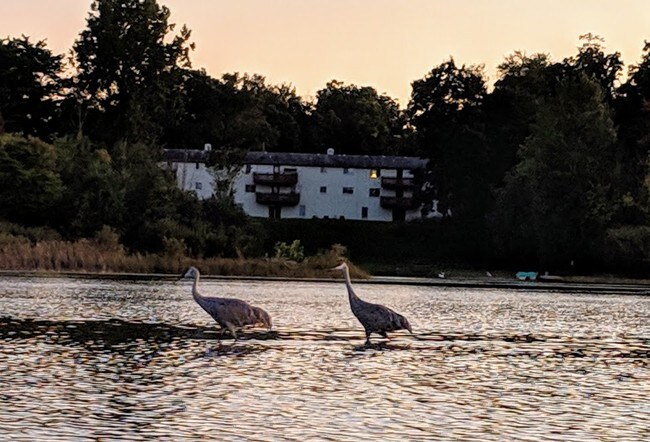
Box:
[1,269,647,295]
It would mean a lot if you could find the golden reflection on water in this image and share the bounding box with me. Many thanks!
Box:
[0,277,648,440]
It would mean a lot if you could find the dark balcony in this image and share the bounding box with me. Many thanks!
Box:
[380,196,418,209]
[253,172,298,186]
[381,177,416,190]
[256,192,300,206]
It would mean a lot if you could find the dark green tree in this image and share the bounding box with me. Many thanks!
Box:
[0,134,64,225]
[0,36,63,138]
[311,80,405,155]
[484,52,558,186]
[493,75,618,269]
[164,71,310,152]
[613,41,650,224]
[218,73,308,152]
[563,34,623,102]
[71,0,193,145]
[54,137,124,236]
[407,59,490,219]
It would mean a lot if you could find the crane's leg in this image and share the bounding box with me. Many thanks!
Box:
[364,329,372,346]
[226,322,238,341]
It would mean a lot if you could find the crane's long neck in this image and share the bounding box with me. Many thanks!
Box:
[191,272,203,302]
[342,267,361,307]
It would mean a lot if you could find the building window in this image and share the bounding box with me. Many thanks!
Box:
[195,182,203,190]
[285,167,297,173]
[369,169,380,179]
[369,188,380,197]
[320,167,327,173]
[245,184,256,193]
[299,205,306,217]
[343,187,354,194]
[320,186,327,193]
[245,164,252,174]
[195,162,200,169]
[361,207,368,219]
[343,168,350,174]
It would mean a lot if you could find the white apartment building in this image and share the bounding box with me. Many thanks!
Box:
[163,147,431,222]
[162,146,215,200]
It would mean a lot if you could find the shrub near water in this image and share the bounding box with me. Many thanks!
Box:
[0,227,368,278]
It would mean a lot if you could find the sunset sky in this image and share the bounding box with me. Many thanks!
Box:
[1,0,648,106]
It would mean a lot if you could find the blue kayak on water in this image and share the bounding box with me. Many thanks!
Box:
[516,271,538,281]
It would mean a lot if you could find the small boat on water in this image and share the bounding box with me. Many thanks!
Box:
[516,271,565,282]
[515,271,538,281]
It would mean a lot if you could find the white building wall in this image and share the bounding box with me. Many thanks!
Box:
[232,164,420,221]
[166,161,216,200]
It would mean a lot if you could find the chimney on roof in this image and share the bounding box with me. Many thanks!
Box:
[204,143,212,151]
[326,148,335,155]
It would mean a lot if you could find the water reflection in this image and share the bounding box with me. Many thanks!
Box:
[0,277,648,440]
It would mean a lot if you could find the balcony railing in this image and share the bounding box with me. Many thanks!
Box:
[256,192,300,206]
[380,196,418,209]
[381,177,416,190]
[253,172,298,186]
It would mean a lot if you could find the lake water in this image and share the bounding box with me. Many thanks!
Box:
[0,276,648,441]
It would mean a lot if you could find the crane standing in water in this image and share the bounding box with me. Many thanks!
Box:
[183,266,272,340]
[332,262,412,345]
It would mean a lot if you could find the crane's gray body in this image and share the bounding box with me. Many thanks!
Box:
[334,263,412,344]
[184,267,272,338]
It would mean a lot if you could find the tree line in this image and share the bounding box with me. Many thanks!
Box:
[0,0,648,273]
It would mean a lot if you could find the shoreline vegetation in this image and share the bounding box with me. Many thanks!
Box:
[0,235,648,288]
[0,236,370,279]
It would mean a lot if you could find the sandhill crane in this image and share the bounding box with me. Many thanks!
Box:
[183,266,272,339]
[332,262,412,345]
[251,306,272,331]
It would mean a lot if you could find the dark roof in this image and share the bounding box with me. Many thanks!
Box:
[163,149,210,163]
[163,149,429,170]
[244,152,428,169]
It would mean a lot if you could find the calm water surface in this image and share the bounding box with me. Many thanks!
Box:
[0,276,648,441]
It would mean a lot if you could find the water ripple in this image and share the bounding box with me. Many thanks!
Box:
[0,277,648,440]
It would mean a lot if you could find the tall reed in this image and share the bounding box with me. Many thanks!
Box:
[0,236,369,278]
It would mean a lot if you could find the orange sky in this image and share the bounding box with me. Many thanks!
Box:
[1,0,648,106]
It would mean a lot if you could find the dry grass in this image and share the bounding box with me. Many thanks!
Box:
[0,237,370,279]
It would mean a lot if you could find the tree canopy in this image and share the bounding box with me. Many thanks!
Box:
[71,0,193,146]
[0,1,647,273]
[0,36,63,139]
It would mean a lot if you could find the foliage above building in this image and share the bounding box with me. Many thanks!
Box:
[0,0,648,272]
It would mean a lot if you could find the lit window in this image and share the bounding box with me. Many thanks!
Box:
[361,207,368,219]
[369,169,379,179]
[245,184,256,193]
[320,186,327,193]
[343,187,354,194]
[195,182,203,190]
[369,188,380,197]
